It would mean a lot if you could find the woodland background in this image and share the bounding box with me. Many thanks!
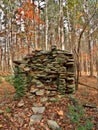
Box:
[0,1,98,130]
[0,0,98,79]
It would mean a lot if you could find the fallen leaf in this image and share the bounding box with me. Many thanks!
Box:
[0,124,3,128]
[57,110,64,116]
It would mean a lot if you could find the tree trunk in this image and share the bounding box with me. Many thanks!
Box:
[88,31,93,76]
[45,0,49,50]
[58,0,65,50]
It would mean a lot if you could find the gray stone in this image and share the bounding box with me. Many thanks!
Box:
[30,115,42,125]
[32,79,44,88]
[36,83,44,88]
[36,89,44,96]
[67,77,74,81]
[17,99,24,107]
[26,92,35,98]
[30,88,38,93]
[67,84,75,88]
[41,97,48,102]
[0,109,4,114]
[95,108,98,112]
[47,120,62,130]
[49,98,59,102]
[28,95,35,99]
[13,60,26,64]
[32,107,45,114]
[48,91,57,96]
[67,59,74,62]
[24,67,31,71]
[66,62,74,66]
[46,91,50,95]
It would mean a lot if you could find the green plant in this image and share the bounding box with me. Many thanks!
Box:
[49,97,60,102]
[0,79,2,84]
[13,66,27,100]
[13,74,27,99]
[84,119,94,130]
[68,97,94,130]
[0,77,3,83]
[69,104,84,123]
[5,75,14,85]
[5,107,12,113]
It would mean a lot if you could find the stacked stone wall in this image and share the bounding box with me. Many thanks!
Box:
[14,46,75,96]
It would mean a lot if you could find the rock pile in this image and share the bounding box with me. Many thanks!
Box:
[13,46,75,95]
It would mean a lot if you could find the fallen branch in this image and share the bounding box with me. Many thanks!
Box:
[78,82,98,90]
[83,103,96,108]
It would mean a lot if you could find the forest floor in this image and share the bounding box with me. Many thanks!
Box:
[0,76,98,130]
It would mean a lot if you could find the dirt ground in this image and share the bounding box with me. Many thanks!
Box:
[0,76,98,130]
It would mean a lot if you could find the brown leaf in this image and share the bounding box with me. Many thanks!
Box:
[57,110,64,116]
[0,124,3,128]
